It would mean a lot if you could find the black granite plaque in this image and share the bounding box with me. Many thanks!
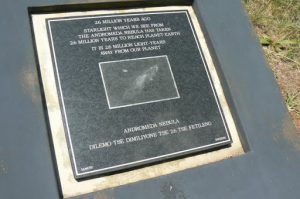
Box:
[47,10,232,179]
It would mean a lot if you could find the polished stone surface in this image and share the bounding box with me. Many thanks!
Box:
[47,11,231,179]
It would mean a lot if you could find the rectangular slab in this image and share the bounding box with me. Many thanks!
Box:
[46,10,231,178]
[32,6,243,198]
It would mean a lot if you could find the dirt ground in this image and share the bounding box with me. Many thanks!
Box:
[270,50,300,134]
[245,0,300,135]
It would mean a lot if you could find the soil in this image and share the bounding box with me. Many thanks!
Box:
[263,46,300,135]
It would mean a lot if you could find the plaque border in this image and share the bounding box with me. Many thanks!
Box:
[31,6,244,198]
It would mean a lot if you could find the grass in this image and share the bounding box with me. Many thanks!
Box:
[286,92,299,113]
[245,0,300,68]
[244,0,300,119]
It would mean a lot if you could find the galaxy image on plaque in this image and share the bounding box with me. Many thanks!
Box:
[99,55,180,109]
